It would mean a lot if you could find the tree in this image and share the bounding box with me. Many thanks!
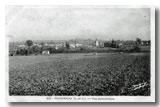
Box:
[65,41,70,49]
[19,48,25,55]
[32,45,41,55]
[111,39,117,48]
[136,38,141,46]
[25,40,33,55]
[104,42,111,47]
[131,46,141,52]
[40,42,45,53]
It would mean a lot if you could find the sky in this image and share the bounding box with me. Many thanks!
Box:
[6,6,151,41]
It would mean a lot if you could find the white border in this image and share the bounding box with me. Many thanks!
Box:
[6,5,155,102]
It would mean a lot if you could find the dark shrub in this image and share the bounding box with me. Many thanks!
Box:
[131,46,141,52]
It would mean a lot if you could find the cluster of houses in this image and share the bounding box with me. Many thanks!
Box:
[9,39,150,56]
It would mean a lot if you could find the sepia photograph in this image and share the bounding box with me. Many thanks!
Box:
[6,5,155,102]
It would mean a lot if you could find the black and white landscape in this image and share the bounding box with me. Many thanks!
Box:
[6,6,155,102]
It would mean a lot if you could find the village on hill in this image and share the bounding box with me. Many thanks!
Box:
[9,38,150,56]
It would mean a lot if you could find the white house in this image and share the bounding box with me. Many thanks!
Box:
[75,43,83,47]
[42,50,50,54]
[19,45,25,48]
[95,39,99,47]
[70,44,76,48]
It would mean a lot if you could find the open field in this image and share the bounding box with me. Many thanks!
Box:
[9,53,150,96]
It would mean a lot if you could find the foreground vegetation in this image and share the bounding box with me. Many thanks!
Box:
[9,53,150,96]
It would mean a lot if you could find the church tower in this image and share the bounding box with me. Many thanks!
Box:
[95,39,99,47]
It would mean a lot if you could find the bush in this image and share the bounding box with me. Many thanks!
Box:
[130,46,141,52]
[16,48,28,56]
[31,45,41,54]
